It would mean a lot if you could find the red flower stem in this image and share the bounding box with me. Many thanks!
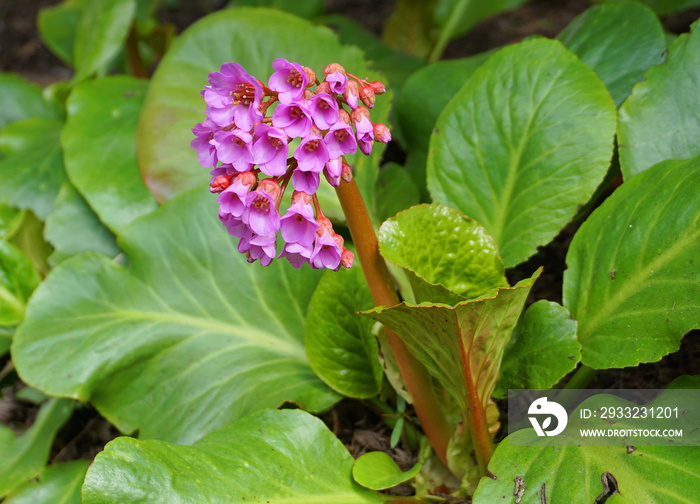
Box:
[335,178,451,466]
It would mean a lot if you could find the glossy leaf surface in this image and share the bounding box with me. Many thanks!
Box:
[0,206,23,240]
[618,18,700,179]
[564,157,700,369]
[13,189,338,444]
[43,184,119,265]
[138,7,388,211]
[494,300,580,398]
[73,0,136,82]
[428,39,616,267]
[379,204,507,300]
[557,1,666,107]
[62,76,158,233]
[83,409,388,504]
[353,451,421,490]
[591,0,700,15]
[0,118,66,220]
[0,241,40,326]
[306,267,382,399]
[4,460,88,504]
[0,399,74,497]
[0,74,60,129]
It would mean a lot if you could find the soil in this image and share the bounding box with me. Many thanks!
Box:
[1,0,698,499]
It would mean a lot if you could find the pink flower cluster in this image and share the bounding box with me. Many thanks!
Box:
[191,59,390,270]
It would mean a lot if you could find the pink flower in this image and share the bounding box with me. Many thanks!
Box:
[352,107,374,156]
[311,228,342,270]
[324,121,357,159]
[272,102,313,138]
[205,62,263,130]
[242,179,281,236]
[212,129,254,172]
[323,158,342,187]
[325,71,347,94]
[309,93,339,130]
[280,192,318,246]
[190,119,219,168]
[294,133,330,174]
[217,171,256,218]
[252,124,289,176]
[268,58,308,104]
[279,241,314,268]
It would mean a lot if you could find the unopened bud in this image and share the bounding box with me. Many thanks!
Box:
[344,80,359,109]
[303,89,314,100]
[338,109,351,125]
[332,233,344,248]
[373,123,391,143]
[340,248,354,268]
[210,173,233,193]
[316,81,331,95]
[317,216,334,234]
[324,63,346,76]
[341,162,353,183]
[236,171,258,188]
[369,80,386,94]
[359,85,375,108]
[303,66,316,85]
[351,106,371,124]
[257,177,282,202]
[291,190,313,205]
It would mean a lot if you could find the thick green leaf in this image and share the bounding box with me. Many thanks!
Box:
[0,206,24,240]
[4,460,89,504]
[73,0,136,82]
[13,188,338,444]
[494,300,580,398]
[363,272,538,419]
[557,2,666,107]
[44,183,119,265]
[591,0,700,15]
[0,333,10,355]
[428,39,616,267]
[373,163,420,224]
[0,241,40,326]
[37,2,83,66]
[474,377,700,503]
[0,118,66,220]
[0,398,74,497]
[0,74,60,129]
[379,204,507,300]
[353,451,422,490]
[306,266,382,399]
[618,18,700,179]
[564,157,700,369]
[83,409,388,504]
[138,7,389,213]
[62,76,158,233]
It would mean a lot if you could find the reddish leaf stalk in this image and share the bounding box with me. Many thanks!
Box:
[335,178,451,466]
[459,340,494,475]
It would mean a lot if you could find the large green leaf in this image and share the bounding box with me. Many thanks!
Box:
[62,76,158,233]
[618,18,700,179]
[230,0,324,18]
[4,460,89,504]
[44,183,119,265]
[73,0,136,82]
[378,204,507,301]
[0,74,60,129]
[564,157,700,369]
[474,377,700,503]
[13,188,339,444]
[557,2,666,107]
[427,39,616,267]
[494,300,580,398]
[0,399,74,497]
[353,451,422,491]
[0,241,40,326]
[306,266,382,399]
[138,7,389,213]
[0,206,24,240]
[591,0,700,15]
[38,1,84,66]
[0,118,66,220]
[83,409,388,504]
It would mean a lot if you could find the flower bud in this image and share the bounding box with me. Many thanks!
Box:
[303,66,316,86]
[291,190,313,206]
[316,81,331,95]
[332,232,344,248]
[210,173,233,193]
[257,177,282,203]
[343,80,359,109]
[324,63,346,76]
[340,248,354,268]
[337,109,351,125]
[369,80,386,95]
[350,106,371,124]
[359,85,375,108]
[373,123,392,143]
[317,216,334,234]
[341,162,353,183]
